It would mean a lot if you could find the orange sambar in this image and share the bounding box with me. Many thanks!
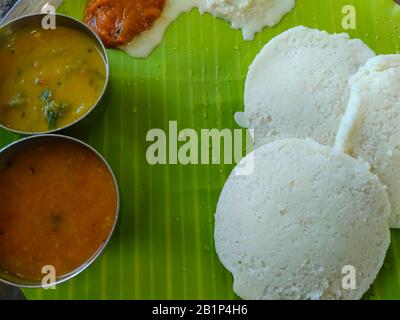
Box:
[0,140,118,281]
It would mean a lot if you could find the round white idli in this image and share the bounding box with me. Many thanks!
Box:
[214,139,390,300]
[236,26,375,147]
[336,55,400,228]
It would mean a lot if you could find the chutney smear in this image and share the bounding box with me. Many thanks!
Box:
[84,0,166,48]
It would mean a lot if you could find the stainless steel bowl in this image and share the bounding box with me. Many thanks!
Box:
[0,13,110,135]
[0,134,120,288]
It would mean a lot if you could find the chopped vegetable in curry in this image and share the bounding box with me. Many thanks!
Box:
[40,89,69,129]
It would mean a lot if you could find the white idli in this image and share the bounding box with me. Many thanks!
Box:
[237,26,375,147]
[336,55,400,228]
[215,139,390,300]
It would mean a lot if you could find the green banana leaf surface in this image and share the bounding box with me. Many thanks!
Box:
[0,0,399,300]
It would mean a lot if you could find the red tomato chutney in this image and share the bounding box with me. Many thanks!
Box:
[0,140,118,281]
[84,0,166,48]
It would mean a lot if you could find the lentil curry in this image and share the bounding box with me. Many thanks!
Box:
[0,26,106,133]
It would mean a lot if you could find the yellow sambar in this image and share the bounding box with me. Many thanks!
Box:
[0,26,106,133]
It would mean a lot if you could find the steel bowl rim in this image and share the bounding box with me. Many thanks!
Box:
[0,134,120,289]
[0,13,110,136]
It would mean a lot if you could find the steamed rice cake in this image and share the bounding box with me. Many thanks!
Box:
[236,26,375,147]
[214,139,390,300]
[336,55,400,228]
